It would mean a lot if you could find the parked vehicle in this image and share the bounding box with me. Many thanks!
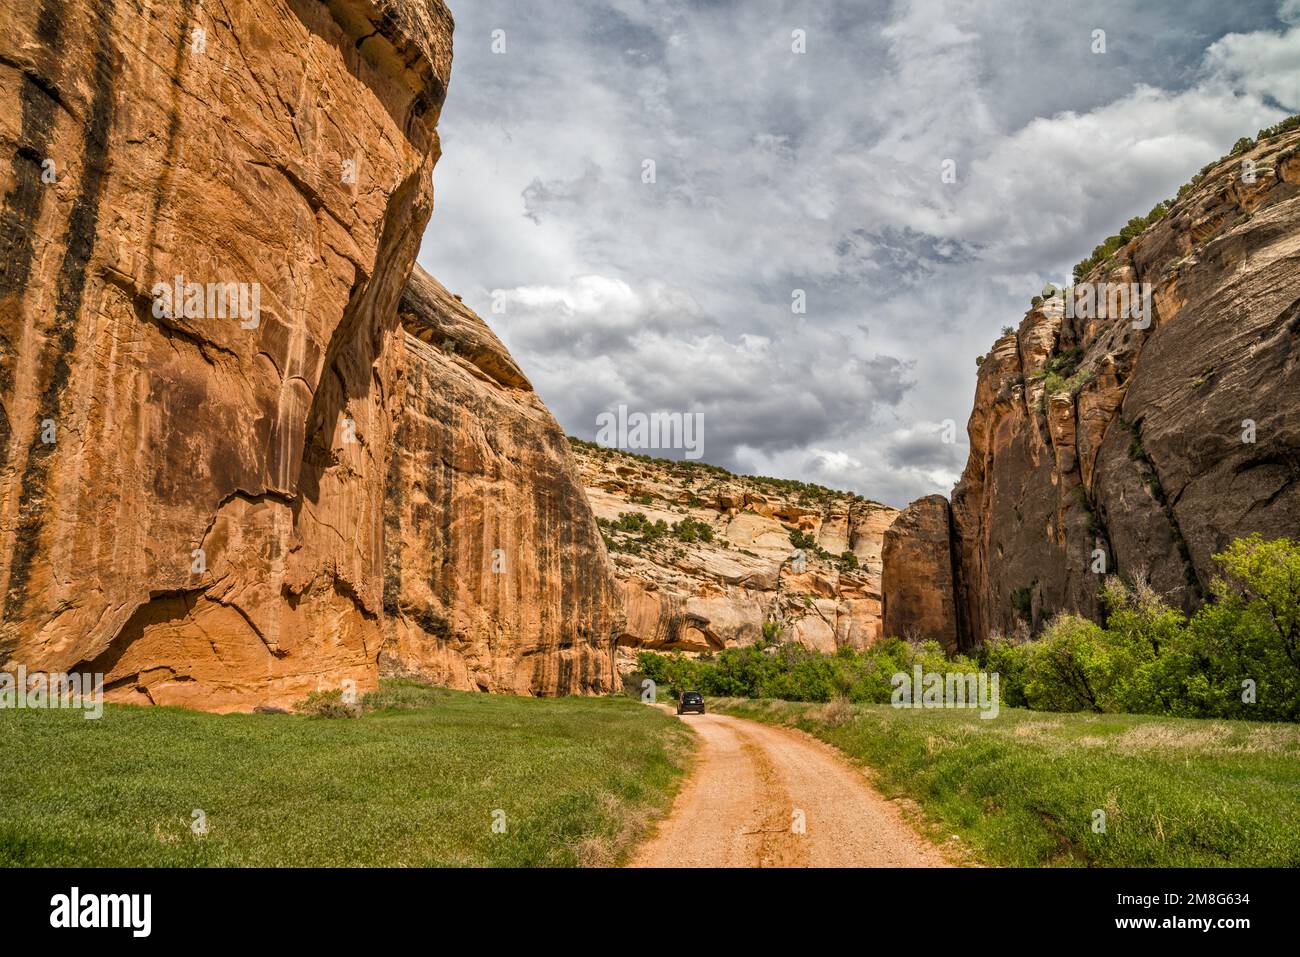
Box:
[676,691,705,715]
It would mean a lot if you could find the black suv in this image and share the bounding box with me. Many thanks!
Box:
[676,691,705,715]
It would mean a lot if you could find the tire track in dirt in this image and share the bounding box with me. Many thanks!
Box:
[630,710,952,868]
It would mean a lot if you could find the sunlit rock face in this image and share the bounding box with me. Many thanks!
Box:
[572,443,899,669]
[380,268,622,695]
[881,495,959,652]
[0,0,453,710]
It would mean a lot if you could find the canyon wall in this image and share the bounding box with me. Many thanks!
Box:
[0,0,453,710]
[380,268,621,694]
[573,442,897,669]
[880,494,959,651]
[0,0,620,710]
[886,126,1300,649]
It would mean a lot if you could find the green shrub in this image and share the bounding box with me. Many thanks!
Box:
[1043,346,1083,378]
[1020,615,1115,712]
[670,516,714,544]
[637,637,981,707]
[788,528,817,550]
[602,511,668,550]
[1041,369,1090,401]
[361,681,447,712]
[1208,533,1300,719]
[982,636,1029,708]
[637,535,1300,723]
[1037,346,1090,409]
[977,536,1300,722]
[295,688,361,719]
[1072,200,1170,281]
[1257,113,1300,140]
[1230,136,1255,156]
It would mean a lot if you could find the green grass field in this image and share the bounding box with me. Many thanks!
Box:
[0,683,692,867]
[711,698,1300,867]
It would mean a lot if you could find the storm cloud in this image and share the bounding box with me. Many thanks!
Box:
[419,0,1300,506]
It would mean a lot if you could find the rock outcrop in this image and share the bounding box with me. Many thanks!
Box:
[880,495,959,651]
[572,441,897,669]
[887,124,1300,649]
[0,0,454,710]
[0,0,620,710]
[380,268,621,694]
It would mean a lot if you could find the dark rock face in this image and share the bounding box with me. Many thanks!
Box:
[380,268,622,695]
[941,128,1300,647]
[881,495,959,651]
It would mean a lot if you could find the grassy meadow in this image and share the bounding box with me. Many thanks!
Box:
[711,697,1300,867]
[0,682,692,867]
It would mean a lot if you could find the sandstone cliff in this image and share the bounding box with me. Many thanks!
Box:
[0,0,455,710]
[888,124,1300,649]
[572,441,897,669]
[380,268,621,694]
[0,0,620,710]
[880,494,960,651]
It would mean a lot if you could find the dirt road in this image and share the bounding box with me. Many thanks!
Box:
[630,710,952,867]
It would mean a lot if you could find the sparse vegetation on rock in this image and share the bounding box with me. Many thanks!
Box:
[571,439,898,666]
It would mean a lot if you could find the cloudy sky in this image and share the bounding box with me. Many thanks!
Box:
[417,0,1300,507]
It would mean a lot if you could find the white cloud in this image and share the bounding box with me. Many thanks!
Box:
[420,0,1298,507]
[1204,24,1300,109]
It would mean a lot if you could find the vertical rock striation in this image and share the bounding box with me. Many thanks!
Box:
[0,0,453,709]
[380,268,621,694]
[881,495,959,651]
[883,126,1300,649]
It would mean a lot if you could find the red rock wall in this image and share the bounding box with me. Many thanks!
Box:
[0,0,453,710]
[881,494,959,651]
[380,268,622,694]
[572,442,898,664]
[946,128,1300,646]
